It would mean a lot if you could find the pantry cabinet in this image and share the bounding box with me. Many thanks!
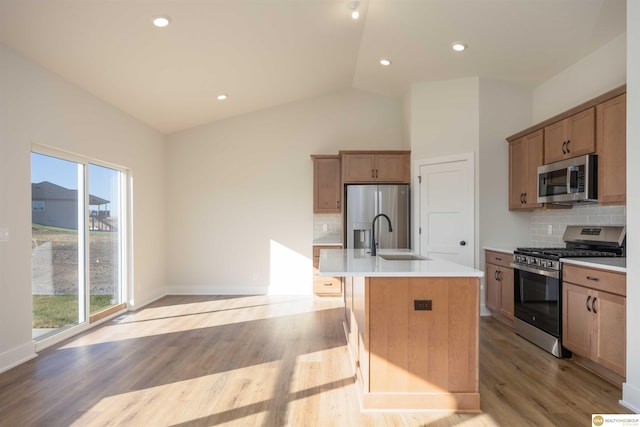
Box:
[311,155,341,213]
[509,130,543,210]
[544,108,595,164]
[562,264,626,379]
[341,151,410,183]
[597,94,626,205]
[484,250,514,325]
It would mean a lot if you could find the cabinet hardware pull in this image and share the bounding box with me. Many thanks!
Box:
[496,257,502,261]
[494,271,498,280]
[562,141,567,154]
[324,283,332,286]
[586,276,600,282]
[523,193,527,204]
[337,200,340,209]
[592,297,597,314]
[586,295,592,312]
[371,169,375,178]
[375,169,379,178]
[497,271,502,281]
[566,140,571,153]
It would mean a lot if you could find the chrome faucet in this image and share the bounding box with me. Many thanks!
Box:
[371,213,393,256]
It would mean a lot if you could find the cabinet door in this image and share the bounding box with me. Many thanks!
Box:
[374,153,409,182]
[523,130,543,208]
[342,154,375,183]
[544,120,567,164]
[508,138,525,210]
[593,290,626,376]
[597,94,626,205]
[565,107,595,158]
[562,282,593,357]
[544,108,595,164]
[498,266,514,319]
[485,264,500,312]
[313,157,341,213]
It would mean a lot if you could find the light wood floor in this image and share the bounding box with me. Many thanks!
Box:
[0,295,631,426]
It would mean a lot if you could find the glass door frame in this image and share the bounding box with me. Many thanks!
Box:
[32,144,131,350]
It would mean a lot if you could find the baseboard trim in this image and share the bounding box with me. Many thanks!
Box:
[621,382,640,412]
[0,341,37,374]
[166,285,269,295]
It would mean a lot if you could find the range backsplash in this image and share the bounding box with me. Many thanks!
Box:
[531,205,626,246]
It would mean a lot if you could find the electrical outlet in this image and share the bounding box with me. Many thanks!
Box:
[322,224,328,232]
[414,299,432,311]
[0,229,9,242]
[548,224,553,235]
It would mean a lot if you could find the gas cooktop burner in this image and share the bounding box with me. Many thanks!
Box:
[515,247,619,259]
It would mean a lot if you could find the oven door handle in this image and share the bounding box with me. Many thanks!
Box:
[511,263,560,279]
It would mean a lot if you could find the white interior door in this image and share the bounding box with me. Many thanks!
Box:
[416,154,474,267]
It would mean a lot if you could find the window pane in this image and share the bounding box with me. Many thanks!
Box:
[88,163,123,315]
[31,152,86,340]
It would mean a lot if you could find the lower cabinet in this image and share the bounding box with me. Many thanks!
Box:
[562,264,626,380]
[485,250,514,325]
[312,245,342,296]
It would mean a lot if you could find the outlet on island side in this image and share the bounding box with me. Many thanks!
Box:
[414,299,432,311]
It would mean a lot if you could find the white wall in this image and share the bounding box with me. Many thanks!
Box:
[409,77,480,161]
[622,0,640,411]
[0,44,167,373]
[164,89,406,295]
[409,77,533,312]
[478,79,533,251]
[532,32,626,122]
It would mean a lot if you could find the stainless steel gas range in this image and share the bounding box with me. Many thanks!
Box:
[511,225,625,358]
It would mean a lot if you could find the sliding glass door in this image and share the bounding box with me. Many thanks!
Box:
[31,150,126,341]
[88,163,125,318]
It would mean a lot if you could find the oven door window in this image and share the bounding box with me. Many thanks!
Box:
[514,269,561,337]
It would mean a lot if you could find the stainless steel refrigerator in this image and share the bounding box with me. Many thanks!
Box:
[345,184,410,251]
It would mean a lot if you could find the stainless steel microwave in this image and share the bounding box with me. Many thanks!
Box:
[537,154,597,204]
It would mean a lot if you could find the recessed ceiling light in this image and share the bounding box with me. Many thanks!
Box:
[217,94,228,101]
[347,1,360,20]
[379,58,391,66]
[451,42,467,52]
[152,16,171,28]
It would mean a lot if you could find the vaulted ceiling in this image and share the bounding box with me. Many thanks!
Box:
[0,0,626,134]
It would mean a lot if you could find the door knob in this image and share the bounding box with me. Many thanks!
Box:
[460,241,466,246]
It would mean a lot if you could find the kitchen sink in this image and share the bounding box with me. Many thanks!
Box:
[378,254,428,261]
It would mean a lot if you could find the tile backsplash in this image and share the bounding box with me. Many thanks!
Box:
[531,205,626,246]
[313,214,342,243]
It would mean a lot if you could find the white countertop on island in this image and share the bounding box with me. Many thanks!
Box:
[318,248,484,278]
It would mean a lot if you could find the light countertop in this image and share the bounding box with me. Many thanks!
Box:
[561,257,626,273]
[312,239,343,246]
[318,248,484,278]
[483,246,516,254]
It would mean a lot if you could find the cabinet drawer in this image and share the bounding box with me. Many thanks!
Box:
[485,250,512,268]
[313,276,342,295]
[563,264,626,296]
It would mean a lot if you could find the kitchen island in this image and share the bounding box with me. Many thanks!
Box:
[319,249,484,412]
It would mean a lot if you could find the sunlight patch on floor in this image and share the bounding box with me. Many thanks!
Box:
[60,295,343,348]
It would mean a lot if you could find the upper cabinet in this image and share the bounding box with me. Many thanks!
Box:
[341,151,410,183]
[506,85,626,211]
[509,129,543,210]
[311,155,341,213]
[544,108,595,164]
[597,94,626,205]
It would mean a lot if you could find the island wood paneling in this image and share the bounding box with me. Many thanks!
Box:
[367,277,479,394]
